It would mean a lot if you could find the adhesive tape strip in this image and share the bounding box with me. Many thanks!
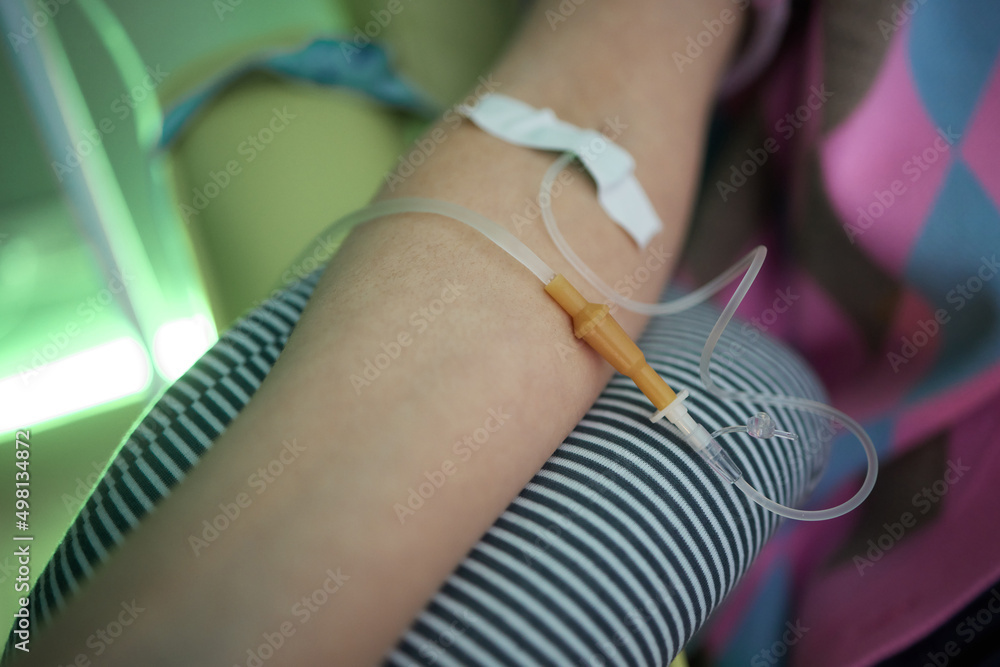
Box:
[459,94,663,248]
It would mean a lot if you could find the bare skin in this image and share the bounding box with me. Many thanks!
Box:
[17,1,744,664]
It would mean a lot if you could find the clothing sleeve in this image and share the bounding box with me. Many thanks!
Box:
[4,268,829,666]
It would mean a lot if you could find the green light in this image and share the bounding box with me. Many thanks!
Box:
[152,314,216,381]
[0,337,151,434]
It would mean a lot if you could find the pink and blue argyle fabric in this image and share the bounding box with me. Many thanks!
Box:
[691,0,1000,664]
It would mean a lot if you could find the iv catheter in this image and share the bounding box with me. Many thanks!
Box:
[303,184,878,521]
[538,152,879,520]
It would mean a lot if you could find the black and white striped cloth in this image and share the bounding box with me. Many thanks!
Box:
[5,270,828,666]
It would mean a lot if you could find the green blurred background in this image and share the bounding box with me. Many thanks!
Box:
[0,0,520,637]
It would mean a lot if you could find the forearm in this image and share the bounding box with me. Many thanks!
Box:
[21,2,745,664]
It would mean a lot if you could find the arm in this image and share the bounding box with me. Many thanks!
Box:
[22,1,745,664]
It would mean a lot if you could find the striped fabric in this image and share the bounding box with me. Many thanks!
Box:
[388,302,830,667]
[4,274,829,666]
[1,272,319,664]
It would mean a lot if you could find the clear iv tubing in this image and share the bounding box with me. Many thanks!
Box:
[538,153,878,521]
[315,158,877,521]
[313,197,558,284]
